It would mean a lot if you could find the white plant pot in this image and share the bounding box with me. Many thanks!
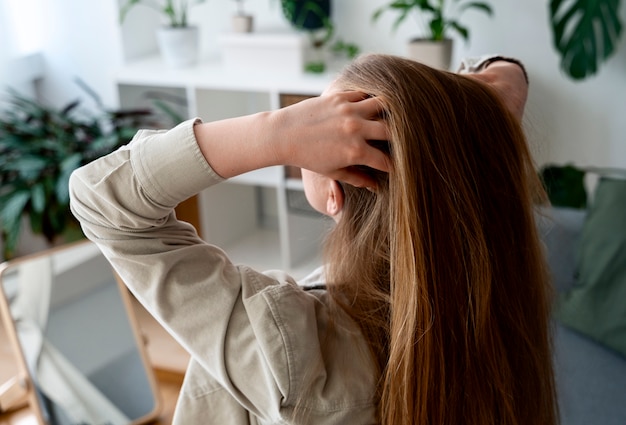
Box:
[156,26,199,68]
[232,15,254,33]
[406,39,453,70]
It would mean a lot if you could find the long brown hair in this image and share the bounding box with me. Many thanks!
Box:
[324,54,558,425]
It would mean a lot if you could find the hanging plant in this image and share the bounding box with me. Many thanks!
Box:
[549,0,623,80]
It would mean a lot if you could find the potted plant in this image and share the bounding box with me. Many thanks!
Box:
[549,0,623,80]
[0,84,155,260]
[232,0,254,33]
[280,0,360,73]
[372,0,493,70]
[119,0,207,67]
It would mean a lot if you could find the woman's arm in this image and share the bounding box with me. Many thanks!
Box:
[194,91,389,188]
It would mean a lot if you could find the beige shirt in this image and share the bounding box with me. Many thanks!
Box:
[69,119,377,424]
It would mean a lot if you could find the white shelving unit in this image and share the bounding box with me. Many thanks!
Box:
[115,55,340,278]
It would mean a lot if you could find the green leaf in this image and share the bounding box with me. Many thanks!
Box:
[0,190,30,256]
[390,1,411,9]
[458,1,493,16]
[2,223,21,259]
[56,153,82,204]
[0,191,30,227]
[30,183,46,213]
[449,21,469,41]
[549,0,623,80]
[372,7,386,22]
[430,16,445,40]
[7,156,48,180]
[46,202,70,241]
[29,209,43,235]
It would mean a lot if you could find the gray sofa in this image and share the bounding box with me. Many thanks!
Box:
[538,207,626,424]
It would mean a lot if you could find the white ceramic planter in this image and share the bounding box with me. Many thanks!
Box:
[232,15,254,33]
[156,26,199,68]
[406,39,453,70]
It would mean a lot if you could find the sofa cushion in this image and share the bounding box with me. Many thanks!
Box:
[556,178,626,357]
[536,206,586,293]
[553,322,626,425]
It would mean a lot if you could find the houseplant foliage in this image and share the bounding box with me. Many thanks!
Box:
[280,0,360,73]
[280,0,331,31]
[119,0,207,27]
[540,164,588,208]
[0,87,153,259]
[372,0,493,42]
[549,0,623,80]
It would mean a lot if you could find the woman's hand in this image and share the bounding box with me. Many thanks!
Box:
[195,90,389,188]
[270,91,389,187]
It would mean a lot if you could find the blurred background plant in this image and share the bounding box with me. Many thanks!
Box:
[372,0,493,42]
[0,80,175,259]
[119,0,207,26]
[549,0,623,80]
[280,0,360,72]
[540,164,588,209]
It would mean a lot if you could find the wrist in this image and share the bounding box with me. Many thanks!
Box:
[482,56,529,84]
[458,55,529,84]
[194,111,280,179]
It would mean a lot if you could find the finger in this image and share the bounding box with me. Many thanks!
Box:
[338,90,370,102]
[363,119,389,143]
[333,168,379,189]
[353,96,386,119]
[359,146,391,173]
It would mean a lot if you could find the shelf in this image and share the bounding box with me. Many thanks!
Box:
[116,56,330,274]
[115,55,337,96]
[286,177,305,191]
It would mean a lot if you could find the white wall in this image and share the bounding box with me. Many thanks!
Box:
[35,0,123,112]
[1,0,625,169]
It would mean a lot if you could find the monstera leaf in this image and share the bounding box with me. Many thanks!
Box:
[550,0,623,80]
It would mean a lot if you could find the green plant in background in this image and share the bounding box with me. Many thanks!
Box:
[280,0,330,31]
[549,0,623,80]
[540,164,588,209]
[372,0,493,42]
[280,0,360,73]
[331,40,360,60]
[119,0,207,26]
[0,85,154,259]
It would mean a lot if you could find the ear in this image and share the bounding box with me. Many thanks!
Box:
[326,180,344,217]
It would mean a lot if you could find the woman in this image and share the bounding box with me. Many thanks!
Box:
[70,54,558,424]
